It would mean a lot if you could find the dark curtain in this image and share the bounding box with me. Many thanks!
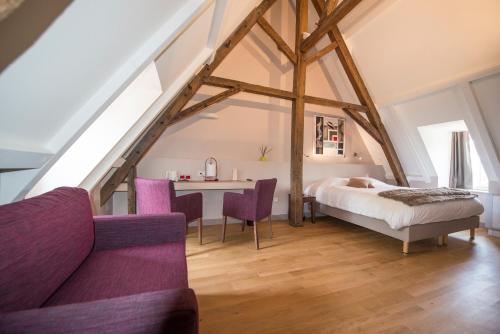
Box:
[449,131,472,189]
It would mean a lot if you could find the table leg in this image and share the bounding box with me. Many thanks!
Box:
[310,201,316,224]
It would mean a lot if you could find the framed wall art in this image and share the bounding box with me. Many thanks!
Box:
[314,115,345,156]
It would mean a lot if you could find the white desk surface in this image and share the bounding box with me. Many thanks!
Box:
[174,180,255,191]
[116,180,256,192]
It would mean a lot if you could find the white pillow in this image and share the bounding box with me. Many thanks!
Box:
[351,177,386,187]
[304,177,349,196]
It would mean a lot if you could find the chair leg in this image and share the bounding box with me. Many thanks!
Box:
[470,228,475,240]
[268,215,272,239]
[253,220,259,250]
[222,216,227,243]
[241,219,246,232]
[198,218,203,245]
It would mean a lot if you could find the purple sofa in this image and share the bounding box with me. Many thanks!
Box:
[0,187,198,334]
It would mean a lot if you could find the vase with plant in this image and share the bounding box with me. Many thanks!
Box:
[259,145,272,161]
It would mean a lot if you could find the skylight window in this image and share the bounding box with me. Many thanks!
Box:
[418,120,488,191]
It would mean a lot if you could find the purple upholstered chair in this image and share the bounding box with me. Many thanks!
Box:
[221,178,277,249]
[0,187,198,333]
[135,177,203,244]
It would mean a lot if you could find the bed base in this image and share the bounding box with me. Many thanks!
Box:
[319,204,479,254]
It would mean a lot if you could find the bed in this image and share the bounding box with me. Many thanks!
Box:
[304,177,484,254]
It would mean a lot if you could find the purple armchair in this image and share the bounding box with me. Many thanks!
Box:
[0,187,198,334]
[222,178,277,249]
[135,177,203,245]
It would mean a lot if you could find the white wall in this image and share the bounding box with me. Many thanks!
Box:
[382,73,500,233]
[132,158,384,220]
[470,73,500,161]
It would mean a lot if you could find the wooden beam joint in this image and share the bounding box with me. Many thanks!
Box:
[301,0,362,52]
[342,108,383,144]
[304,41,338,64]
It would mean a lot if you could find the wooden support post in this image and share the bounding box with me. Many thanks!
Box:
[289,0,308,227]
[127,165,136,214]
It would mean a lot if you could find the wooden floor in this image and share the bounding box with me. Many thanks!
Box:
[186,217,500,334]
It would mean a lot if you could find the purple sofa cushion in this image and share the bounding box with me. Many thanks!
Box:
[45,243,188,306]
[0,187,94,312]
[1,289,198,334]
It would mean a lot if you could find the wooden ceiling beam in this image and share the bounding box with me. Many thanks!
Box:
[173,88,241,123]
[100,0,277,205]
[313,1,409,186]
[304,41,338,64]
[342,108,382,144]
[304,95,367,112]
[203,76,294,100]
[204,76,367,112]
[301,0,362,52]
[309,0,409,186]
[332,26,408,186]
[257,17,297,64]
[325,0,339,15]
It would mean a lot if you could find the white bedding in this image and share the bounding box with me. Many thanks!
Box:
[304,177,484,230]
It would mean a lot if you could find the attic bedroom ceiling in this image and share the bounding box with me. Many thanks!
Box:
[1,0,499,207]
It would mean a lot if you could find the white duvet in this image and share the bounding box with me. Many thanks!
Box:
[304,177,484,230]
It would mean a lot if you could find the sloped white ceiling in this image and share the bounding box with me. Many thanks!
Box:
[0,0,189,152]
[344,0,500,106]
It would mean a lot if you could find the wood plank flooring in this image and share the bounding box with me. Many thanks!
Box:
[186,217,500,334]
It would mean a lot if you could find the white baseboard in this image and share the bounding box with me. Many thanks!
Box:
[488,229,500,238]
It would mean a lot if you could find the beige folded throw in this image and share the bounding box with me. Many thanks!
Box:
[378,187,477,206]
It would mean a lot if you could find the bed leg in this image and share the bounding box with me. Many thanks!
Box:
[442,234,448,246]
[470,228,475,240]
[402,241,409,255]
[437,236,444,246]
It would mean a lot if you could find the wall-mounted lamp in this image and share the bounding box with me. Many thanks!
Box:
[198,113,219,120]
[353,152,363,160]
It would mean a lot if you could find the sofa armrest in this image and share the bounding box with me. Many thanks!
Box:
[0,289,198,334]
[93,213,186,251]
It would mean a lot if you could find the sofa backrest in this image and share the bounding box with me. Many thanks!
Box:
[0,187,94,312]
